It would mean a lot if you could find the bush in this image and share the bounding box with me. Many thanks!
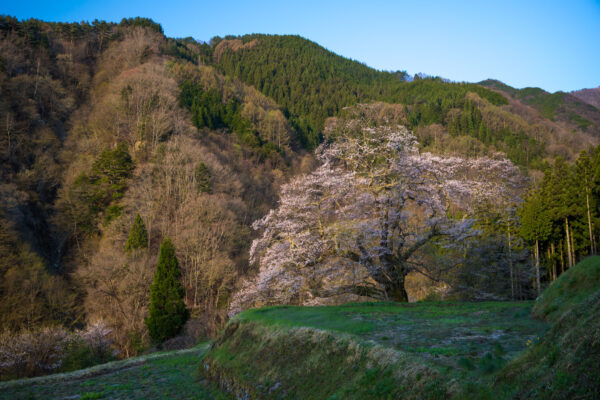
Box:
[0,326,69,380]
[0,321,114,381]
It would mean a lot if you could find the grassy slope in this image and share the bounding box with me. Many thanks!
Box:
[204,256,600,399]
[202,302,547,399]
[496,256,600,399]
[0,344,229,400]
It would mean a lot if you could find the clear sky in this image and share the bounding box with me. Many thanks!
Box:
[3,0,599,92]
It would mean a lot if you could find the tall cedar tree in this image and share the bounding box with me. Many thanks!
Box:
[126,214,148,251]
[146,238,188,342]
[519,146,600,287]
[519,190,552,295]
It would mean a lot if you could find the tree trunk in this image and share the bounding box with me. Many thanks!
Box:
[586,189,595,254]
[535,239,541,297]
[507,221,514,300]
[565,219,573,268]
[559,240,565,274]
[547,248,552,281]
[384,263,409,302]
[570,225,576,266]
[389,278,409,302]
[551,242,557,281]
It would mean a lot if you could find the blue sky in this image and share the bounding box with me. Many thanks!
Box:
[4,0,599,92]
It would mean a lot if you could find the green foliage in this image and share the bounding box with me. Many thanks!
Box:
[91,144,135,196]
[104,205,122,224]
[518,147,600,288]
[125,214,148,252]
[480,80,600,135]
[69,144,135,235]
[145,238,189,343]
[519,191,552,245]
[179,79,279,157]
[522,91,565,120]
[568,112,592,129]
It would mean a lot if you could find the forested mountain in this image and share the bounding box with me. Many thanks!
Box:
[1,16,600,379]
[214,35,598,167]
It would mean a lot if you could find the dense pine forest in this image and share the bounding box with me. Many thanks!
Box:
[1,16,600,386]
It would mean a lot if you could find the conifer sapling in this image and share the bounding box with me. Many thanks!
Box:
[126,214,148,252]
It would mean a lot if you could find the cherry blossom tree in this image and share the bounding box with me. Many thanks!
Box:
[230,120,525,314]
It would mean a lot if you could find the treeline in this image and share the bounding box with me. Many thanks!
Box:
[520,147,600,289]
[0,16,162,46]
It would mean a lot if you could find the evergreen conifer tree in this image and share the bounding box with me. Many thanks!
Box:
[126,214,148,252]
[519,190,552,296]
[145,238,188,343]
[195,163,212,193]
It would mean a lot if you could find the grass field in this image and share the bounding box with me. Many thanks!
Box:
[236,301,547,372]
[0,344,229,400]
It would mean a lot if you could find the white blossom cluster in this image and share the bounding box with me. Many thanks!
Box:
[230,122,525,314]
[0,321,112,378]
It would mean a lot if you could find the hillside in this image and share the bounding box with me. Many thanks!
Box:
[479,79,600,137]
[0,17,308,353]
[572,86,600,110]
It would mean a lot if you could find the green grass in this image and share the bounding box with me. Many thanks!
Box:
[235,301,546,367]
[0,344,230,400]
[203,301,548,399]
